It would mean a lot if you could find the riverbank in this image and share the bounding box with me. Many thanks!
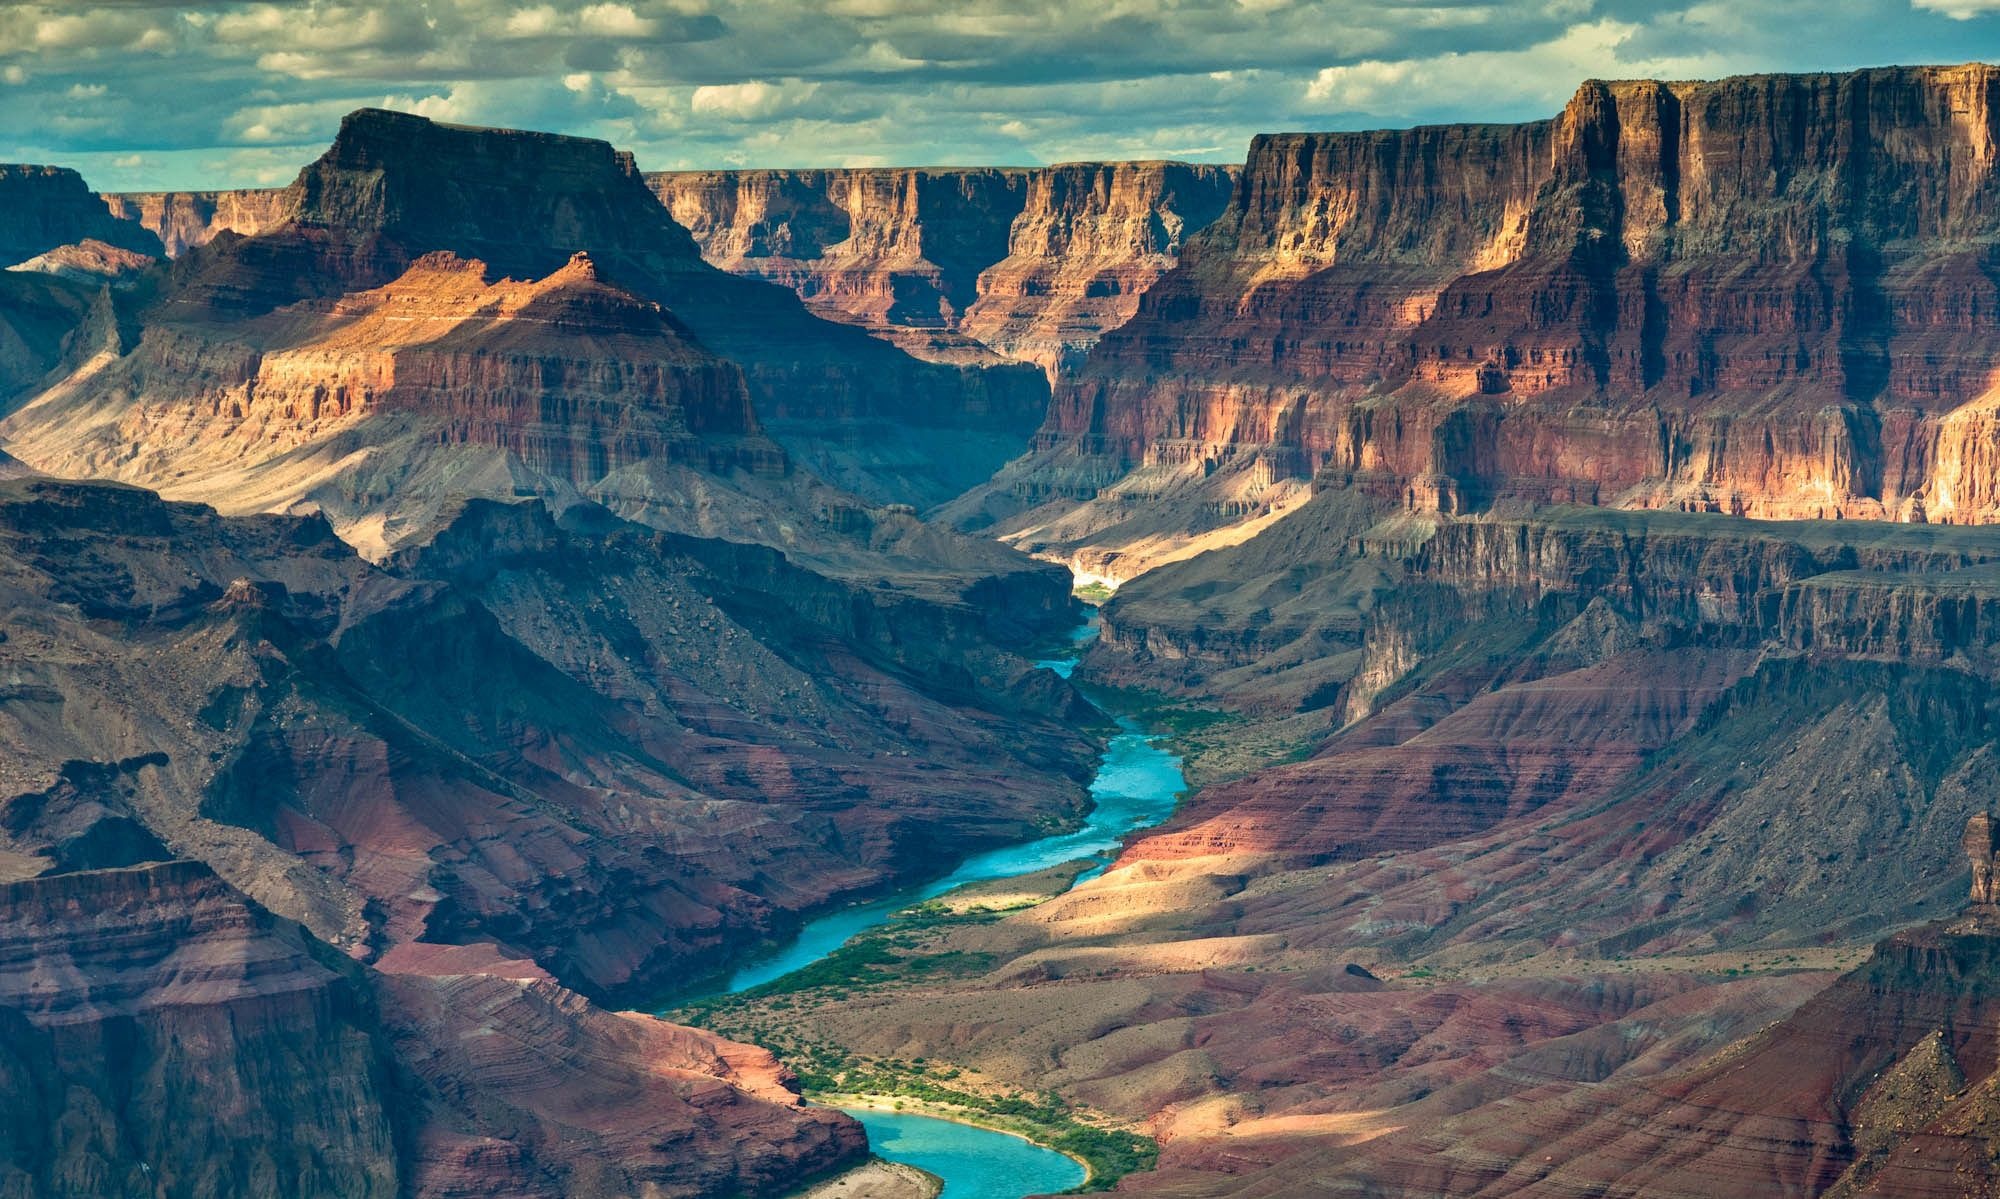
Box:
[823,1095,1094,1183]
[672,862,1158,1189]
[790,1157,941,1199]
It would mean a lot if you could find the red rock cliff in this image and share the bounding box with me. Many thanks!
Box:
[1037,64,2000,529]
[650,162,1236,377]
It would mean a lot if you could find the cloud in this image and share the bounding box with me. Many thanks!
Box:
[1913,0,2000,16]
[690,79,820,120]
[1303,18,1741,119]
[0,0,1995,189]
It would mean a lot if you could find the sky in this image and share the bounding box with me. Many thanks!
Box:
[7,0,2000,191]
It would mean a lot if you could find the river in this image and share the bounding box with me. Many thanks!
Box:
[720,612,1186,1197]
[839,1108,1088,1198]
[721,614,1186,993]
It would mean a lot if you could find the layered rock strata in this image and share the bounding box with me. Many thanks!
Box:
[0,860,862,1198]
[978,64,2000,578]
[100,188,288,256]
[5,110,1048,520]
[649,162,1236,377]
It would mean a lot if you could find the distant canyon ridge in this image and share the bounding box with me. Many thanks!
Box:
[95,160,1241,382]
[73,64,2000,581]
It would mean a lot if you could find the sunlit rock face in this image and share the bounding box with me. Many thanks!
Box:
[649,162,1237,378]
[100,188,290,256]
[978,65,2000,580]
[1,110,1052,531]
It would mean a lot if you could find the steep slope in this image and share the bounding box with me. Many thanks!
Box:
[0,164,160,266]
[986,64,2000,580]
[5,110,1048,518]
[0,860,862,1199]
[650,162,1236,377]
[0,271,96,400]
[0,477,1095,1002]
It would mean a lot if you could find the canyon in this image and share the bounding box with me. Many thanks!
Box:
[10,59,2000,1199]
[968,63,2000,583]
[650,163,1237,378]
[94,162,1241,385]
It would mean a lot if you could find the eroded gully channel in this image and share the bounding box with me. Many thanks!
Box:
[710,612,1188,1197]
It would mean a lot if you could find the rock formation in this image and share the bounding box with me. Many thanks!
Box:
[5,238,157,285]
[1966,813,2000,904]
[99,188,287,256]
[0,164,160,266]
[975,64,2000,580]
[3,110,1049,521]
[0,859,863,1198]
[649,162,1236,377]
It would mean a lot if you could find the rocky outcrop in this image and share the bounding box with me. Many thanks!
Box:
[649,162,1236,377]
[100,189,287,256]
[987,65,2000,574]
[0,477,1094,1003]
[0,165,160,266]
[6,238,157,285]
[5,109,1048,520]
[0,859,863,1199]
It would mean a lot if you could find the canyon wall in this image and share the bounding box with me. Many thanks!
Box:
[649,162,1237,376]
[986,65,2000,577]
[0,165,160,266]
[100,188,288,256]
[4,109,1054,528]
[0,859,864,1198]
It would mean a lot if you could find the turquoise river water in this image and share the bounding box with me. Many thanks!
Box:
[721,615,1185,993]
[840,1108,1088,1198]
[718,613,1187,1197]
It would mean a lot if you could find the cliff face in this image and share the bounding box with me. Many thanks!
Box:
[100,188,288,256]
[985,65,2000,577]
[649,162,1236,377]
[0,165,160,266]
[0,860,863,1199]
[0,477,1093,1002]
[5,110,1049,522]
